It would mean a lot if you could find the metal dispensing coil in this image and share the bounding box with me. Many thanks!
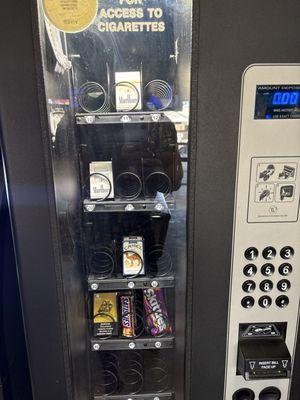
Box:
[78,82,110,113]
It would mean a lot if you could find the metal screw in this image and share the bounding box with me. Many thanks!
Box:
[155,341,162,349]
[93,343,100,351]
[129,342,136,349]
[91,283,99,291]
[154,397,160,400]
[151,280,159,288]
[125,204,135,211]
[154,203,163,211]
[128,281,135,289]
[85,204,96,212]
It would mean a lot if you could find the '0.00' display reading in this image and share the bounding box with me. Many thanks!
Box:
[255,85,300,120]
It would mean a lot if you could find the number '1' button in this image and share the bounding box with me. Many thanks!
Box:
[245,248,258,261]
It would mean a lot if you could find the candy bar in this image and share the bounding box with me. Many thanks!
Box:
[120,293,136,337]
[143,288,171,336]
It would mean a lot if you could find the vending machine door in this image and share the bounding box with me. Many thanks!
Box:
[0,0,193,399]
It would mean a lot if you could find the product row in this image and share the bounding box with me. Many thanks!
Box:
[92,289,172,339]
[85,158,180,201]
[92,351,172,396]
[77,78,174,114]
[87,237,172,278]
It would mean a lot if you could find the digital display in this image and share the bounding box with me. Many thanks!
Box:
[254,85,300,120]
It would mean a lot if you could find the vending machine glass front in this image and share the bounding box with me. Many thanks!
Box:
[37,0,192,398]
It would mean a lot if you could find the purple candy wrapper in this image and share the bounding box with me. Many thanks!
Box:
[143,288,171,336]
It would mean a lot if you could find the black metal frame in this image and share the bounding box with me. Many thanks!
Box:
[188,1,300,399]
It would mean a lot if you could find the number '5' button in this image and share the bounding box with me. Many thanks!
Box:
[261,264,275,277]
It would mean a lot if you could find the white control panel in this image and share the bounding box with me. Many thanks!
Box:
[224,65,300,400]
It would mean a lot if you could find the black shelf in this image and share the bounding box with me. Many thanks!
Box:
[83,197,175,213]
[94,392,174,400]
[76,112,168,125]
[91,336,175,352]
[88,275,175,291]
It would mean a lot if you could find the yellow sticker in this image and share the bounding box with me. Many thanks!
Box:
[43,0,98,33]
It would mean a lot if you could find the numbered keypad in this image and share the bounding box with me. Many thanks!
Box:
[241,246,294,309]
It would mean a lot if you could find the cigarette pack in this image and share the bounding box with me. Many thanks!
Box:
[115,71,142,111]
[89,161,114,200]
[123,236,145,276]
[93,292,118,337]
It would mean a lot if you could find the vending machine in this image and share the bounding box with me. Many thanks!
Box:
[0,1,300,400]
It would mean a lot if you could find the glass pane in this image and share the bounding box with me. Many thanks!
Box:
[37,0,192,398]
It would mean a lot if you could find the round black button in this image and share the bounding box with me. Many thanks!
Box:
[260,280,273,293]
[245,247,258,261]
[262,247,276,260]
[242,280,256,293]
[279,263,293,276]
[261,264,275,277]
[244,264,257,277]
[277,279,291,292]
[259,296,272,308]
[233,388,255,400]
[241,296,255,309]
[259,387,281,400]
[280,246,294,260]
[276,295,289,308]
